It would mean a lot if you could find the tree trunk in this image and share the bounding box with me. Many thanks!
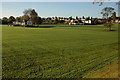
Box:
[109,26,111,31]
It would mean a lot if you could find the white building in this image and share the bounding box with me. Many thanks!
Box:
[26,21,32,26]
[84,20,92,24]
[81,19,92,24]
[13,20,33,26]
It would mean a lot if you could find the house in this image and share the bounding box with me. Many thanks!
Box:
[84,20,92,24]
[115,17,120,23]
[13,20,33,26]
[69,20,84,25]
[26,20,32,26]
[81,18,92,24]
[13,21,23,26]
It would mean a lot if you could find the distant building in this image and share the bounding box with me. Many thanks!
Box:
[26,20,32,26]
[81,19,92,24]
[69,20,84,25]
[13,20,33,26]
[115,17,120,23]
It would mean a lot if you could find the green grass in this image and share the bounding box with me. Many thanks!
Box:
[2,24,118,78]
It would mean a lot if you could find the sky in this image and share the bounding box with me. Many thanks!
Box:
[1,2,118,18]
[1,0,118,2]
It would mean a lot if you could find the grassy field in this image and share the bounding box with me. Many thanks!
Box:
[2,24,118,78]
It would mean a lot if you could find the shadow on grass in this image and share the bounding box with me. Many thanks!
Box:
[25,25,56,28]
[106,30,116,32]
[39,26,56,28]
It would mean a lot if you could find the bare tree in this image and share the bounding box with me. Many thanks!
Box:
[93,0,120,6]
[101,7,115,31]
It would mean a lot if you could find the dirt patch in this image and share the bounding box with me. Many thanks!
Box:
[85,60,118,78]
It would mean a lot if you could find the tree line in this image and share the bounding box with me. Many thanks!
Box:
[0,7,119,31]
[1,9,42,26]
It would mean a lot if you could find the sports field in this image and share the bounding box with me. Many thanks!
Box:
[2,24,118,78]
